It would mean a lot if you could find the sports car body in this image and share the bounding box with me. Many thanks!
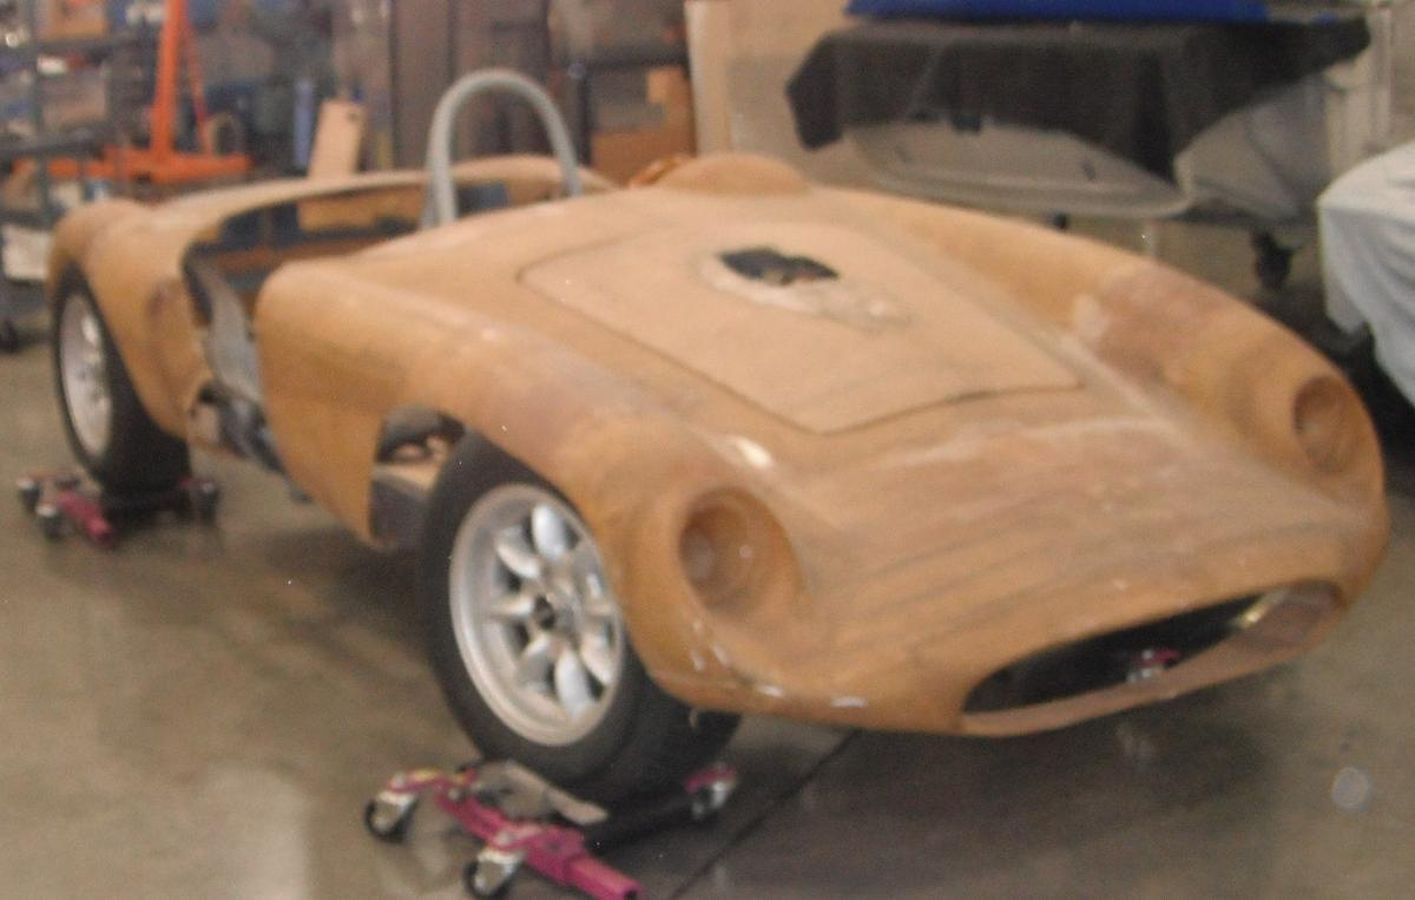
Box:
[47,74,1386,799]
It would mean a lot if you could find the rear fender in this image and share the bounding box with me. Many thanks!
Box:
[48,199,205,435]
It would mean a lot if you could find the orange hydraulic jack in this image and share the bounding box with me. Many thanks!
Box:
[50,0,250,186]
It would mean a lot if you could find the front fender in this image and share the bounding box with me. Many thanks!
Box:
[254,260,756,686]
[832,187,1384,510]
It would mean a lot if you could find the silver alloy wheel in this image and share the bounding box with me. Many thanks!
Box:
[448,484,627,746]
[58,291,113,457]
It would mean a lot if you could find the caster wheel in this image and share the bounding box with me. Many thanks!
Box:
[363,797,414,844]
[17,477,42,514]
[36,503,64,540]
[463,859,513,899]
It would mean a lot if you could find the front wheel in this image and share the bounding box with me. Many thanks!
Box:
[419,438,737,804]
[52,273,189,494]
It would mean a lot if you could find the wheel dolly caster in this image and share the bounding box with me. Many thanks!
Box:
[17,472,105,544]
[17,475,43,514]
[364,761,737,899]
[464,849,522,899]
[18,478,67,541]
[16,470,220,548]
[363,791,418,844]
[35,501,65,540]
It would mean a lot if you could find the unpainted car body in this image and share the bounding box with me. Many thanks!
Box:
[49,148,1386,791]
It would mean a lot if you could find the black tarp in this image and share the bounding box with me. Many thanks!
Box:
[787,19,1369,180]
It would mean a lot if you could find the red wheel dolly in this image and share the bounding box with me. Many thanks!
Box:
[364,760,738,899]
[16,470,220,548]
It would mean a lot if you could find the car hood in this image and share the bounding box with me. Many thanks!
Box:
[347,178,1082,435]
[519,218,1077,433]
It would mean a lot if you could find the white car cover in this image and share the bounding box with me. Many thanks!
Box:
[1320,141,1415,402]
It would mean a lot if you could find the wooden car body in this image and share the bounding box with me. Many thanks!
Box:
[49,153,1386,736]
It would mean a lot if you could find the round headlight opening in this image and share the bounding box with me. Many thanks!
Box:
[679,490,795,610]
[1292,375,1360,474]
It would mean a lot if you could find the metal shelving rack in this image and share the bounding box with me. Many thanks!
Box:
[0,2,133,351]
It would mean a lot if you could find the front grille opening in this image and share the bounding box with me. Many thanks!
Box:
[964,594,1272,714]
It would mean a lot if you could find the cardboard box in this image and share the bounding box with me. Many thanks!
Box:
[308,100,368,181]
[590,66,696,184]
[40,0,107,41]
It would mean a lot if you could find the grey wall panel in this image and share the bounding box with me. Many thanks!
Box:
[392,0,455,166]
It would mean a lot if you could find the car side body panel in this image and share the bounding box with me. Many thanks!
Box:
[47,158,617,438]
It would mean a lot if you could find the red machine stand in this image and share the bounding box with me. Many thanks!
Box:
[17,470,220,548]
[364,761,738,899]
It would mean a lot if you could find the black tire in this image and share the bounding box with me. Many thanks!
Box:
[419,437,738,805]
[52,271,189,494]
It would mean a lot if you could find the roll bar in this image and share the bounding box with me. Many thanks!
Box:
[423,69,583,228]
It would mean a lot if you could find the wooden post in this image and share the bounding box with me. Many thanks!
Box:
[685,0,733,154]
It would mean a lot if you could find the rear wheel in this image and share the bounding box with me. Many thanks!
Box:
[52,273,189,494]
[419,438,737,803]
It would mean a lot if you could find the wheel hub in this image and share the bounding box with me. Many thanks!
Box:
[531,596,558,630]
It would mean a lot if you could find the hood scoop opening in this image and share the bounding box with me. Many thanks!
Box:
[720,246,838,286]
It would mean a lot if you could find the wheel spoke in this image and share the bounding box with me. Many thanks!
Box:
[494,527,543,580]
[554,650,593,720]
[569,543,616,619]
[582,579,616,623]
[531,504,571,560]
[568,540,597,575]
[514,634,555,687]
[488,590,536,622]
[579,633,617,686]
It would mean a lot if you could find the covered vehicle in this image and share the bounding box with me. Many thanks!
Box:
[47,72,1386,802]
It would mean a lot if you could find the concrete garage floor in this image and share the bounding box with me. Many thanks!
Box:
[1,222,1411,898]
